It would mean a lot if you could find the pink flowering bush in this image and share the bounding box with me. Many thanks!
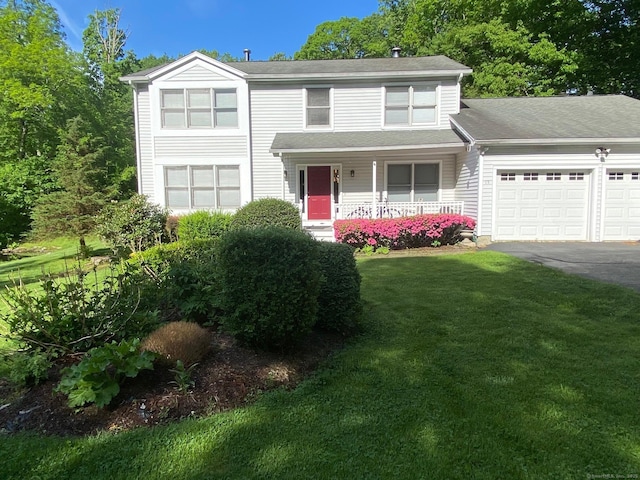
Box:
[333,214,476,250]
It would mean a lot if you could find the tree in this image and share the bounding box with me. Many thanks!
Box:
[429,20,578,97]
[82,8,137,198]
[31,117,108,252]
[295,15,390,59]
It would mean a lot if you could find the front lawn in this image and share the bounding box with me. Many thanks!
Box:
[2,251,639,479]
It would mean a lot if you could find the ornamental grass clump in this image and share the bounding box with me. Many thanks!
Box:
[141,321,212,366]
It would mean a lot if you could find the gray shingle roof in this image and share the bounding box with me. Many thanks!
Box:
[121,54,471,82]
[270,130,465,153]
[452,95,640,143]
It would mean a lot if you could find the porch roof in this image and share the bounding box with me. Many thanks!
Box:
[270,129,466,154]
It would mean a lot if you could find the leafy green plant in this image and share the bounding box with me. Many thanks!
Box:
[1,264,160,355]
[229,198,301,231]
[169,360,198,393]
[217,227,321,349]
[315,242,363,335]
[177,211,233,242]
[7,350,52,387]
[359,244,375,256]
[96,194,168,256]
[56,339,156,408]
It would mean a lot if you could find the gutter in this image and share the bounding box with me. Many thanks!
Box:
[270,142,465,155]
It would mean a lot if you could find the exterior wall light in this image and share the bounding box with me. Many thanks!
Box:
[350,170,355,177]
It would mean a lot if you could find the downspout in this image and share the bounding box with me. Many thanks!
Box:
[476,146,486,238]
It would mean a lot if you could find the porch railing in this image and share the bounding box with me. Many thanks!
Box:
[335,201,464,220]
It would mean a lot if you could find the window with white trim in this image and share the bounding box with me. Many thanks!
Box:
[385,85,437,126]
[164,165,240,210]
[632,172,639,180]
[569,172,584,181]
[608,172,624,180]
[306,88,330,127]
[161,88,238,129]
[387,163,439,202]
[500,173,516,181]
[524,172,539,181]
[546,172,561,181]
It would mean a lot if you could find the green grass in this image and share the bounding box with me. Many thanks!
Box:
[1,251,640,479]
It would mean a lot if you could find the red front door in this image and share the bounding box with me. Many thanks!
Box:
[307,166,332,220]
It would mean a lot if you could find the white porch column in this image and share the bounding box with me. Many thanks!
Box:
[372,160,377,218]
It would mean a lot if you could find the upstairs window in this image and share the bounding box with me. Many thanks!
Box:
[385,85,437,126]
[161,88,238,129]
[306,88,331,127]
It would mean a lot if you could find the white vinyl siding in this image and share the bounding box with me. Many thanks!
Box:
[136,85,155,201]
[333,84,382,130]
[164,165,240,210]
[160,88,238,129]
[454,149,479,220]
[163,64,232,82]
[154,137,247,158]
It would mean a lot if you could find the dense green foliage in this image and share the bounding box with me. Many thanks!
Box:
[230,198,302,231]
[315,242,362,335]
[1,266,160,356]
[297,0,639,98]
[217,228,321,349]
[176,211,233,242]
[96,194,168,256]
[56,338,156,408]
[130,239,221,323]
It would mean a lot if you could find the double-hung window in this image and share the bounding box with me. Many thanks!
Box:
[161,88,238,129]
[306,88,331,127]
[387,163,439,202]
[164,165,240,210]
[385,85,437,126]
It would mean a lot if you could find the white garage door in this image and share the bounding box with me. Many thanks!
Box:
[495,170,590,241]
[603,169,640,241]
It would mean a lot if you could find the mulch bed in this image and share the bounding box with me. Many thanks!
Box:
[0,330,344,437]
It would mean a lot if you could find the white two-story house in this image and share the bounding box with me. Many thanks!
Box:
[122,51,640,242]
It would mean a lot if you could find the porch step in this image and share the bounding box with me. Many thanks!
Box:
[304,224,335,242]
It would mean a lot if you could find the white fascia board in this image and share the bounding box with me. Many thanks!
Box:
[474,137,640,146]
[245,69,472,83]
[449,117,476,145]
[270,143,465,155]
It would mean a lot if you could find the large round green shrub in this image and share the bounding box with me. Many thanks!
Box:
[229,198,301,231]
[217,227,320,349]
[177,211,233,242]
[316,242,363,335]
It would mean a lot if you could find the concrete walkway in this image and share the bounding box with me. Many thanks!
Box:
[484,242,640,292]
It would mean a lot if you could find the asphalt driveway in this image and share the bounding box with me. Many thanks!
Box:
[484,242,640,292]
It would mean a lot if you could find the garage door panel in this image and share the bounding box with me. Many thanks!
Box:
[495,170,589,241]
[603,169,640,241]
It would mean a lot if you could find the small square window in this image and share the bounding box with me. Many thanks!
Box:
[632,172,639,180]
[608,172,624,180]
[569,172,584,181]
[306,88,331,127]
[500,173,516,181]
[546,172,561,181]
[524,173,539,181]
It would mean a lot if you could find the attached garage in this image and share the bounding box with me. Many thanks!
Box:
[451,95,640,243]
[603,169,640,241]
[494,170,590,241]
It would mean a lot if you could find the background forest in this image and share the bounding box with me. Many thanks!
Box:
[0,0,637,247]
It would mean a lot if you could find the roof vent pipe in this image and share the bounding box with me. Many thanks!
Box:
[244,49,251,61]
[391,47,401,58]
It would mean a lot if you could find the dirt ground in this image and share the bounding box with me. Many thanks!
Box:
[0,330,344,437]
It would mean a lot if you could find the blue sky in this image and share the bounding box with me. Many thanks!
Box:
[50,0,380,61]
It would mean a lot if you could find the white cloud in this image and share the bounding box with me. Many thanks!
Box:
[50,0,84,49]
